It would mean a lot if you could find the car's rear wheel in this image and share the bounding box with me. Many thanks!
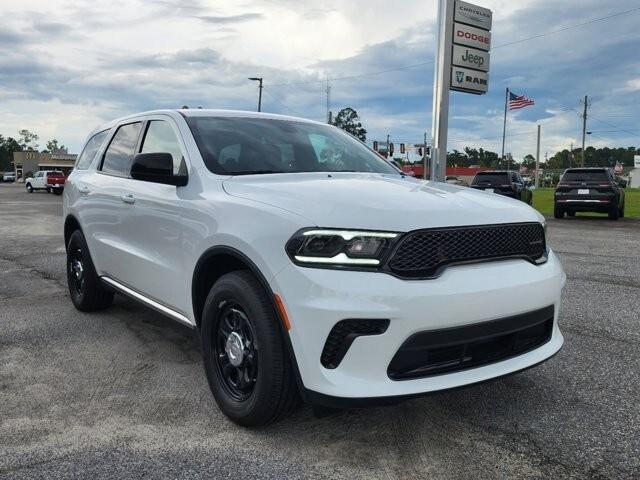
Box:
[66,230,114,311]
[567,210,575,217]
[46,187,51,193]
[554,204,564,219]
[26,183,33,193]
[619,203,625,218]
[201,270,299,426]
[53,189,63,195]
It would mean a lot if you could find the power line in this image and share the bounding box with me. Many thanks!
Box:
[261,87,308,118]
[264,6,640,88]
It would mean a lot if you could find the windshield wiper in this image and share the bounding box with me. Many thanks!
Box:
[230,170,285,176]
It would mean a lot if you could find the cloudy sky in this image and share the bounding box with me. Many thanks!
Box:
[1,0,639,162]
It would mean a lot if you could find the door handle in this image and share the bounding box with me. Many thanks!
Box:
[121,194,135,205]
[78,186,90,195]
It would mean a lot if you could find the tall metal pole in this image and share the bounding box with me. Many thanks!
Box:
[581,95,588,167]
[430,0,454,182]
[423,131,428,180]
[501,87,509,168]
[248,77,263,112]
[326,76,331,124]
[535,124,541,188]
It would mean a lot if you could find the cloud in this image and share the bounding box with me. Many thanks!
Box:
[196,13,263,24]
[0,0,638,159]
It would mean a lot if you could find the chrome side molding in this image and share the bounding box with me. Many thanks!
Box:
[101,276,195,328]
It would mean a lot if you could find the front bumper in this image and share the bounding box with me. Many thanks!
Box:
[272,250,565,400]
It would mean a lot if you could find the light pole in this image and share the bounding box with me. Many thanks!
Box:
[248,77,263,112]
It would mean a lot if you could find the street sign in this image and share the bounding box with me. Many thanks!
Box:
[452,45,489,72]
[635,155,640,168]
[451,66,488,94]
[455,0,492,30]
[453,22,491,51]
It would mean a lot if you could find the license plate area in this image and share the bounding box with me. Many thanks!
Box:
[578,189,589,194]
[485,188,494,193]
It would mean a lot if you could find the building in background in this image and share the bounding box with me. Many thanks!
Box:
[12,151,77,180]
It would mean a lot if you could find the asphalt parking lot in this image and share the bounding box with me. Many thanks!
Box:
[1,182,639,479]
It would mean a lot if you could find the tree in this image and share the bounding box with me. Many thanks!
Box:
[332,107,367,142]
[18,129,39,151]
[521,154,536,170]
[44,139,66,154]
[0,135,22,171]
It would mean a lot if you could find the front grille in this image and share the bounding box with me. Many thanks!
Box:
[386,222,546,279]
[388,305,554,380]
[321,319,390,369]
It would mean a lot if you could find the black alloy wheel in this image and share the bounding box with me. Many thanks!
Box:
[214,301,259,401]
[67,244,86,297]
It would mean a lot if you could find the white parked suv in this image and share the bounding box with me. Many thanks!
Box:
[63,109,565,426]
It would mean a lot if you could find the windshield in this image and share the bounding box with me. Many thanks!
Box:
[562,170,609,182]
[185,116,399,176]
[472,173,509,185]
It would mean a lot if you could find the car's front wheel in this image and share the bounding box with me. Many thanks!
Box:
[608,205,620,220]
[26,183,33,193]
[201,271,299,426]
[66,230,114,311]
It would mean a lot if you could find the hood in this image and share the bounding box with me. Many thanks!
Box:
[222,172,543,231]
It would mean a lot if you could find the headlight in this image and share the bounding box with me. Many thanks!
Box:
[286,229,400,267]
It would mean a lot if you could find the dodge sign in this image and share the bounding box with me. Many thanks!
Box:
[452,45,490,72]
[453,22,491,51]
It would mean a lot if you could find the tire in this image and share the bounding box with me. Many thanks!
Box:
[567,210,575,217]
[46,187,51,193]
[26,183,33,193]
[66,230,114,311]
[53,189,63,196]
[608,205,620,220]
[553,204,564,219]
[201,270,299,426]
[619,203,625,218]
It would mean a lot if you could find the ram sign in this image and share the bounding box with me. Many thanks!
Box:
[451,67,489,94]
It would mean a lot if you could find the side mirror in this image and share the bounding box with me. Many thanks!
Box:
[130,153,187,186]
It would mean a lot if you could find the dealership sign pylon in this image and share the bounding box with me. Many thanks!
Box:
[430,0,492,181]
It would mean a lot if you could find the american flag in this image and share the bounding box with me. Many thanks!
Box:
[508,92,535,110]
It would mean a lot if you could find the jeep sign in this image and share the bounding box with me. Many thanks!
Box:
[455,0,492,30]
[450,67,489,94]
[452,45,489,72]
[453,22,491,51]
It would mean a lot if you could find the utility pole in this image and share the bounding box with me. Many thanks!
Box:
[248,77,263,112]
[430,0,454,182]
[326,76,331,124]
[580,95,589,167]
[386,134,390,158]
[535,124,541,188]
[569,143,573,167]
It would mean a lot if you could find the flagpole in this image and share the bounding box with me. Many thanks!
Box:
[501,87,509,169]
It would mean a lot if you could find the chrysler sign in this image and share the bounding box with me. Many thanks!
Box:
[452,45,489,72]
[453,22,491,51]
[455,0,492,30]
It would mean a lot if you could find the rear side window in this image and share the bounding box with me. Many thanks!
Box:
[472,173,509,185]
[140,121,184,174]
[76,130,109,170]
[562,170,609,182]
[101,122,142,176]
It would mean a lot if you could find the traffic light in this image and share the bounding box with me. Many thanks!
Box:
[400,143,405,154]
[425,146,430,156]
[373,141,378,151]
[418,147,423,156]
[389,143,394,155]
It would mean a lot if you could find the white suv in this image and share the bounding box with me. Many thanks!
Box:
[64,109,565,426]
